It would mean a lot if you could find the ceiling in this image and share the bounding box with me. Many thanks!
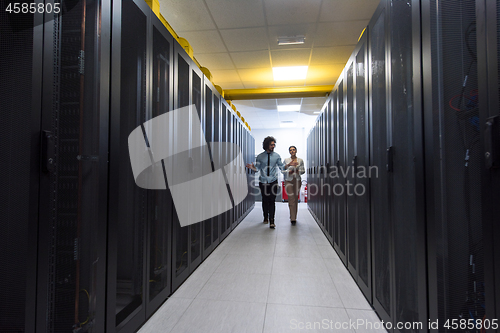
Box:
[158,0,380,130]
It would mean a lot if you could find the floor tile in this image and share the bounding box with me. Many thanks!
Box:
[138,298,193,333]
[346,309,388,333]
[196,271,271,303]
[264,303,353,333]
[272,257,330,277]
[268,274,344,308]
[215,254,274,275]
[170,299,266,333]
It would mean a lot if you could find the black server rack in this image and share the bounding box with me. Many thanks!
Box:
[367,4,392,323]
[353,31,372,303]
[108,0,155,331]
[146,9,174,319]
[422,0,490,330]
[336,78,347,264]
[202,79,222,259]
[2,0,256,331]
[477,0,500,322]
[329,92,338,243]
[346,60,356,275]
[1,1,42,331]
[325,100,334,243]
[36,0,111,331]
[220,103,231,241]
[307,0,499,331]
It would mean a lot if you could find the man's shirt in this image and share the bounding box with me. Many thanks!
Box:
[254,151,285,183]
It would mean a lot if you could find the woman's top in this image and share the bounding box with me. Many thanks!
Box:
[282,157,305,181]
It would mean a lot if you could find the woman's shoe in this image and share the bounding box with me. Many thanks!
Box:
[263,218,269,224]
[291,220,296,225]
[269,219,275,229]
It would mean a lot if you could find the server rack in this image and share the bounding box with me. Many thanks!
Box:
[202,79,222,259]
[325,99,334,243]
[2,0,256,331]
[329,92,338,243]
[336,77,347,264]
[108,0,154,331]
[353,31,372,303]
[307,0,500,331]
[477,0,500,322]
[422,0,489,330]
[346,59,357,276]
[0,1,42,330]
[146,9,174,319]
[36,0,110,331]
[219,102,231,240]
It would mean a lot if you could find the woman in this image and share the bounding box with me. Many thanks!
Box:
[282,146,305,224]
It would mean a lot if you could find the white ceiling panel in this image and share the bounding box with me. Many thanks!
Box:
[272,79,306,87]
[205,0,265,29]
[195,52,235,70]
[306,64,344,85]
[159,0,217,32]
[320,0,380,22]
[251,99,277,109]
[314,21,368,47]
[270,49,311,67]
[242,81,275,89]
[237,68,274,82]
[179,30,227,54]
[277,98,302,105]
[209,69,241,83]
[301,97,328,105]
[264,0,322,26]
[300,105,323,112]
[220,27,269,52]
[231,51,271,69]
[232,100,255,107]
[219,82,245,89]
[310,46,354,66]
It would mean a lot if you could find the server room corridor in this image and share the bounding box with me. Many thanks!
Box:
[138,203,384,333]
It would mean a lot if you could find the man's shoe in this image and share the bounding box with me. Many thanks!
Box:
[291,220,296,225]
[269,219,275,229]
[263,218,269,224]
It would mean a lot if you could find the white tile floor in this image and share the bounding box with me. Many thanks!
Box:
[138,202,387,333]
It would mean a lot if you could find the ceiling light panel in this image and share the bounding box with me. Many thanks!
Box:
[273,66,308,80]
[280,121,296,128]
[268,24,315,50]
[277,35,305,45]
[277,105,301,112]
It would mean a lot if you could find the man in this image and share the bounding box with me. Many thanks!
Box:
[246,136,297,229]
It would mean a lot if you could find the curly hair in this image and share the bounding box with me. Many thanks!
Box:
[262,136,276,150]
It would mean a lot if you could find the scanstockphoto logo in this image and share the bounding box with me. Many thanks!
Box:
[128,105,247,227]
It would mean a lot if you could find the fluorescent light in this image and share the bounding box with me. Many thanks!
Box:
[278,105,301,112]
[277,35,305,46]
[313,111,321,114]
[280,121,296,128]
[273,66,308,81]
